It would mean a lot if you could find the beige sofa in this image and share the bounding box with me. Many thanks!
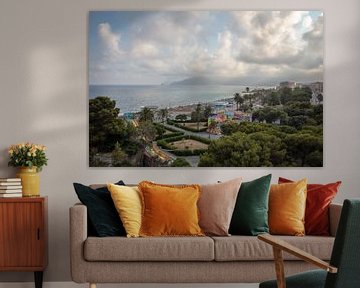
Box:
[70,203,342,288]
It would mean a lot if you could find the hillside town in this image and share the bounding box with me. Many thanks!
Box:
[90,81,323,167]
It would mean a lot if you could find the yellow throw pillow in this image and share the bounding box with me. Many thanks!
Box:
[107,183,142,238]
[138,181,204,237]
[269,179,307,236]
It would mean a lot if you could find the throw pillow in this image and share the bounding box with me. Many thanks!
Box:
[279,177,341,236]
[229,174,272,236]
[138,181,203,237]
[198,178,243,236]
[73,181,126,237]
[107,183,142,238]
[269,179,307,236]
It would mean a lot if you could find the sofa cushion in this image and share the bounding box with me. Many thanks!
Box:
[107,184,142,238]
[229,174,271,236]
[279,177,341,236]
[269,179,307,236]
[198,177,242,236]
[73,181,126,237]
[84,236,214,261]
[212,236,334,261]
[139,181,203,237]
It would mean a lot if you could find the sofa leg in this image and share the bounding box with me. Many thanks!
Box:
[89,283,96,288]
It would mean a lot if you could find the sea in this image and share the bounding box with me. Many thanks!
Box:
[89,84,270,113]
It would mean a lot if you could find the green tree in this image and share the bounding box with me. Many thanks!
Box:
[89,96,127,152]
[112,142,127,166]
[280,87,292,104]
[248,132,287,166]
[204,104,213,120]
[158,108,168,123]
[234,93,244,111]
[284,133,323,166]
[291,87,312,103]
[155,124,166,138]
[199,132,263,167]
[191,103,203,131]
[136,121,157,145]
[139,107,154,122]
[175,114,188,122]
[171,158,191,167]
[265,92,281,106]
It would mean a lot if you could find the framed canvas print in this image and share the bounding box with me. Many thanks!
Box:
[89,11,323,167]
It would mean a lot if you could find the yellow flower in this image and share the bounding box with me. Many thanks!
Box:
[27,152,32,157]
[8,149,13,155]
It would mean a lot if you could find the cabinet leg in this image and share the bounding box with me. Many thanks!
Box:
[34,271,43,288]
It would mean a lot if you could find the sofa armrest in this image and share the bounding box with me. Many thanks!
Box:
[329,203,342,237]
[69,203,88,283]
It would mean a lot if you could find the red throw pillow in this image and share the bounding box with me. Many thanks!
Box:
[278,177,341,236]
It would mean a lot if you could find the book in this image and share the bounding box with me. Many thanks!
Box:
[0,186,22,190]
[0,178,21,182]
[0,193,22,198]
[0,182,22,186]
[0,189,22,193]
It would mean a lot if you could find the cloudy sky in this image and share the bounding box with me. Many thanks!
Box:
[89,11,323,86]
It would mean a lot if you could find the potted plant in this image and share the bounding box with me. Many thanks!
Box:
[8,142,48,197]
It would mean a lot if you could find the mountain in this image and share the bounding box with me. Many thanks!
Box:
[170,76,214,85]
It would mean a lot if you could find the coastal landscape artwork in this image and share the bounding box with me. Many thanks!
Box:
[89,11,324,167]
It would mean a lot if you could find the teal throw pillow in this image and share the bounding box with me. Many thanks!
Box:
[73,181,126,237]
[229,174,272,236]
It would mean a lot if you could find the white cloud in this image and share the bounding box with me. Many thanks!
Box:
[90,11,323,85]
[98,22,123,58]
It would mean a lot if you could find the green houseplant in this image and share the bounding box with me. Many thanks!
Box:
[8,142,48,197]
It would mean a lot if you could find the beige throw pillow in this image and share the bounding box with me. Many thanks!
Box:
[198,178,242,236]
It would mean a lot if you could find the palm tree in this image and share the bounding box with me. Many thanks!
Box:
[204,105,213,120]
[158,108,168,123]
[192,103,203,131]
[234,93,244,111]
[139,107,154,122]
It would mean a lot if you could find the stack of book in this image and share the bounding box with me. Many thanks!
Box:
[0,178,22,197]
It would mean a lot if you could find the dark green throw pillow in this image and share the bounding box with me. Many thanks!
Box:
[73,181,126,237]
[229,174,272,236]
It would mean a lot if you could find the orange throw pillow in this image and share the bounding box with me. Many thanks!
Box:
[138,181,204,237]
[278,177,341,236]
[269,179,307,236]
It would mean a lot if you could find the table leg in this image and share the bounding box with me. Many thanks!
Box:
[34,271,43,288]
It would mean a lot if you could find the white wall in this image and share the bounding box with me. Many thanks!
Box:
[0,0,359,283]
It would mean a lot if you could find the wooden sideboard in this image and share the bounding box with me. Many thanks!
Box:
[0,197,47,288]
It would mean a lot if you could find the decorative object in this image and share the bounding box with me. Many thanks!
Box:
[198,177,242,236]
[16,167,39,197]
[138,181,203,236]
[107,183,142,238]
[269,179,307,236]
[89,11,324,167]
[229,174,272,236]
[278,177,342,235]
[73,181,126,237]
[8,143,48,197]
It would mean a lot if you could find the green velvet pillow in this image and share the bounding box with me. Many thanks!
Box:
[229,174,272,236]
[73,181,126,237]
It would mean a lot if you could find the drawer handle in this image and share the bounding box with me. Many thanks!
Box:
[37,228,40,240]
